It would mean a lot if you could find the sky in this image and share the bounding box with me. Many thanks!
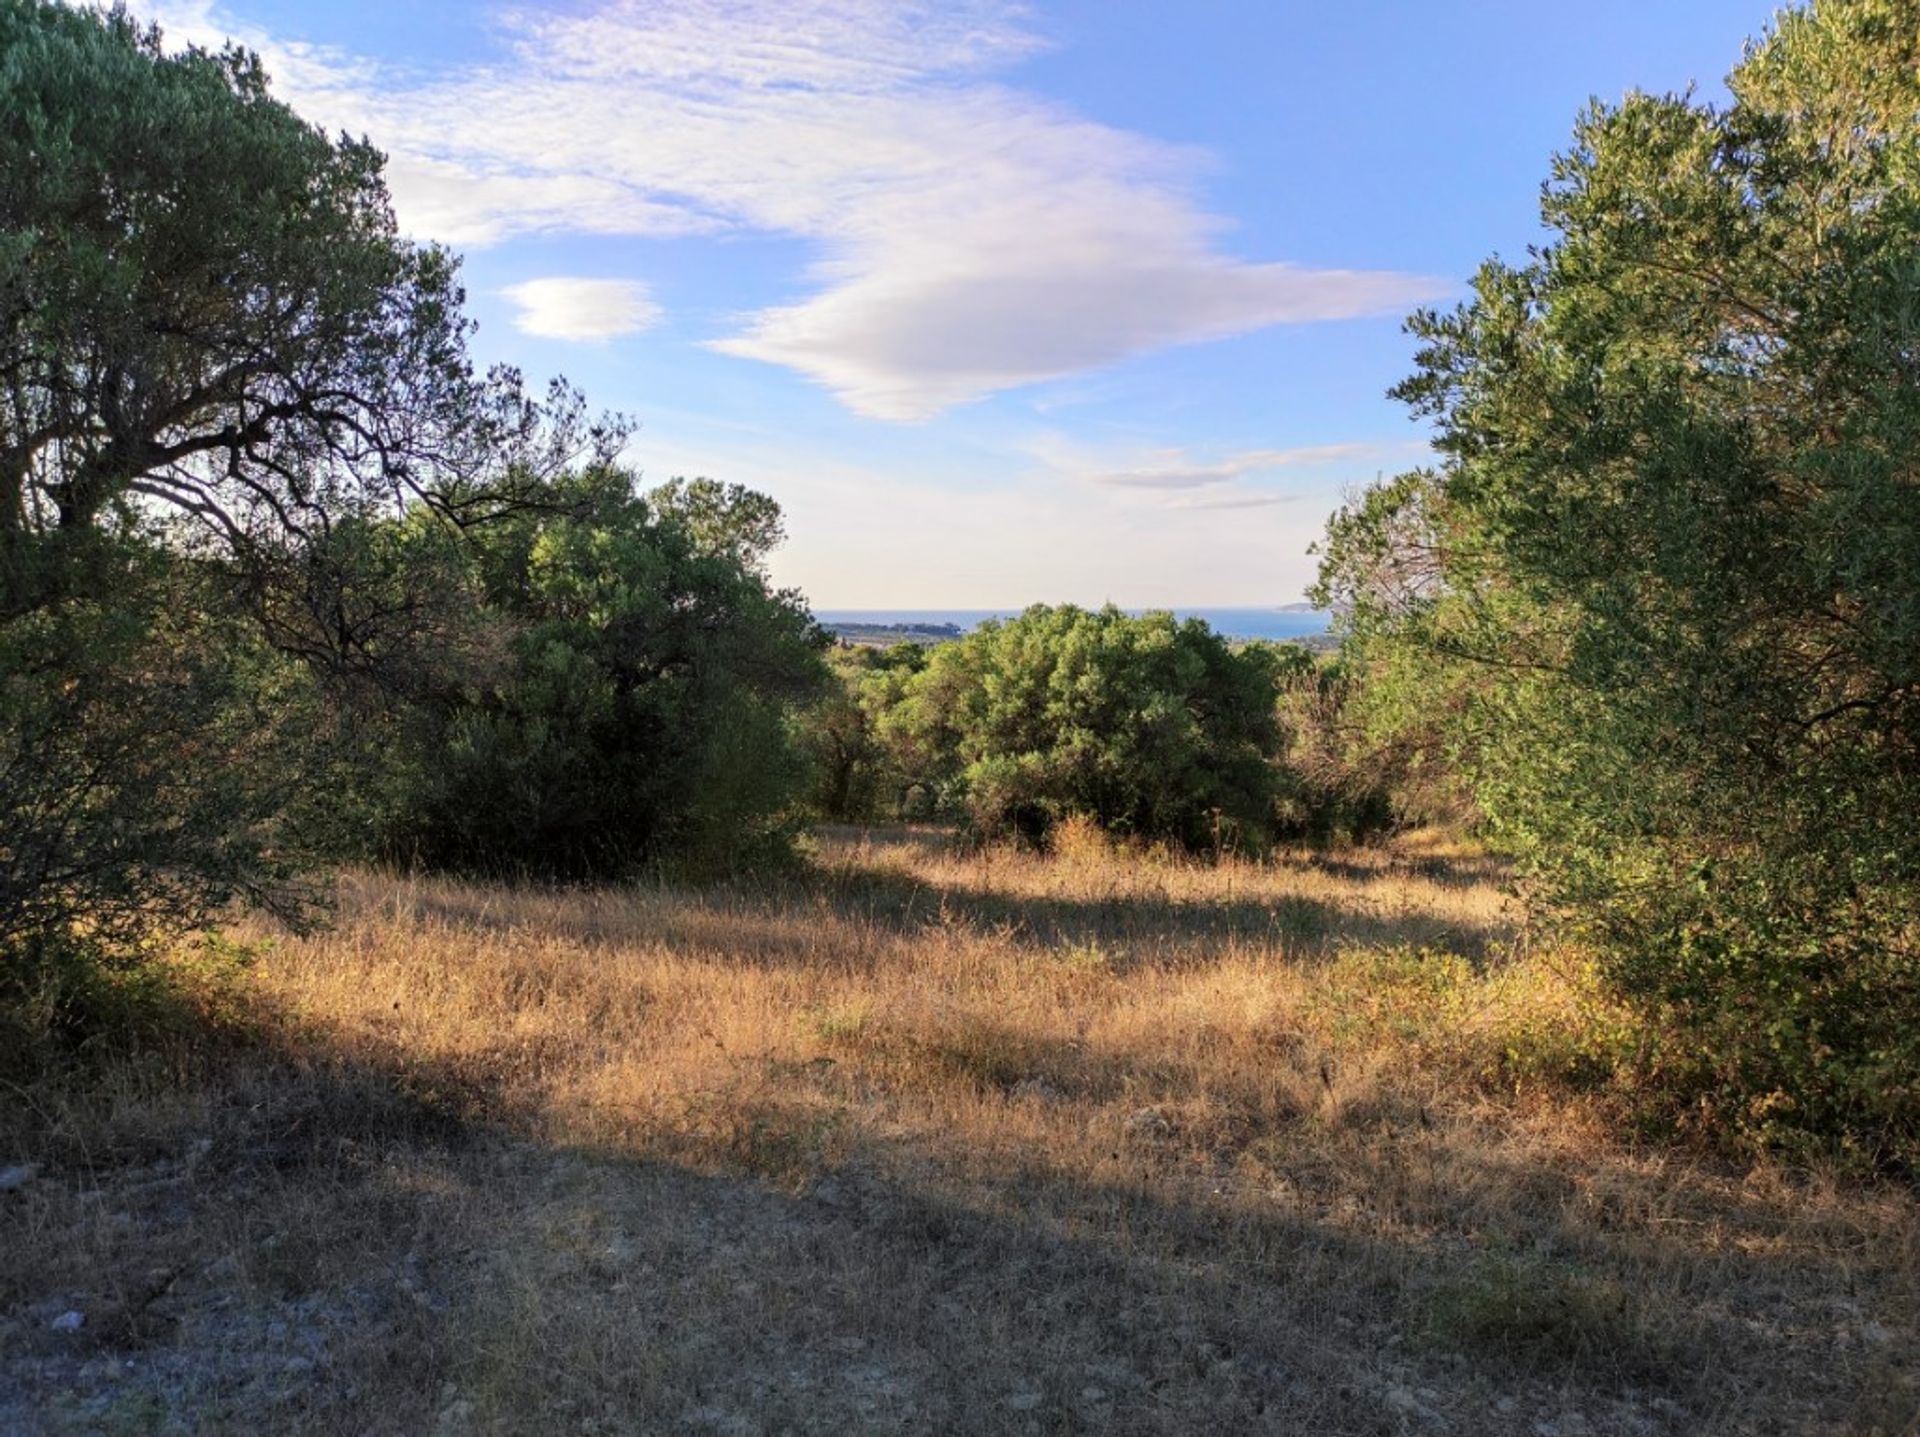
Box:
[138,0,1771,608]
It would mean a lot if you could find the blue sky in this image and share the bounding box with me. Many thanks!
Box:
[147,0,1769,607]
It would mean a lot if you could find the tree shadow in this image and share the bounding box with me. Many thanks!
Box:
[341,853,1513,974]
[806,861,1513,964]
[5,1011,1908,1437]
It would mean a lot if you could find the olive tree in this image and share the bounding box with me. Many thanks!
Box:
[0,1,614,1024]
[1316,0,1920,1162]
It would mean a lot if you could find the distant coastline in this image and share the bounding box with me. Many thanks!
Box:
[814,606,1333,646]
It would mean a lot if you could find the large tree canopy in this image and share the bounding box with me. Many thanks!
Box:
[0,0,615,614]
[1316,0,1920,1161]
[373,468,828,877]
[0,2,630,1031]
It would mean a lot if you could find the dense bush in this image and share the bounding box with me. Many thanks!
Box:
[1267,645,1461,841]
[0,530,325,1047]
[375,470,829,877]
[796,643,929,822]
[1315,0,1920,1163]
[872,605,1283,850]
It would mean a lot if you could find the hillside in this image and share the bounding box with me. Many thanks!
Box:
[4,829,1913,1435]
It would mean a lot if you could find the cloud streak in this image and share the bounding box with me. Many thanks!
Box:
[146,0,1449,418]
[1086,442,1381,491]
[502,277,664,342]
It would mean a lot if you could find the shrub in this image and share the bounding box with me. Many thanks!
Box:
[376,469,829,877]
[881,605,1282,850]
[1314,0,1920,1165]
[0,534,322,1054]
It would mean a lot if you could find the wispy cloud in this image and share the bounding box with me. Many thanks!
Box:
[144,0,1450,420]
[502,277,664,342]
[1021,435,1405,515]
[1085,442,1381,491]
[1167,491,1306,511]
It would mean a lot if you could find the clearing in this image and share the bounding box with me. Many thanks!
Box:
[2,828,1915,1434]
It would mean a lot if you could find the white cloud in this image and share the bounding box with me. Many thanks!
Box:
[1019,434,1406,515]
[502,277,664,342]
[1166,491,1305,511]
[628,426,1333,607]
[1083,442,1381,491]
[141,0,1449,418]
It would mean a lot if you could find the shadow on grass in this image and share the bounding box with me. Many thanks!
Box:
[807,861,1513,964]
[8,1000,1911,1437]
[363,859,1512,973]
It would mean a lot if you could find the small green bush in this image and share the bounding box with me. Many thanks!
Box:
[876,604,1282,850]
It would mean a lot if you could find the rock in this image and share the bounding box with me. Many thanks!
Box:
[1080,1386,1109,1402]
[1007,1391,1044,1412]
[0,1163,38,1193]
[50,1310,85,1332]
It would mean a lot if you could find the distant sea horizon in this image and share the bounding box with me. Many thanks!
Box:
[813,606,1330,642]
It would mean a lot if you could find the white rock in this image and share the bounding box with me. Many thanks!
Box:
[50,1310,85,1332]
[1007,1391,1044,1412]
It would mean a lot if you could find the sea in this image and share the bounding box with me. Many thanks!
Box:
[813,607,1330,642]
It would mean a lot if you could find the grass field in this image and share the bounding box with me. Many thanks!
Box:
[3,826,1916,1434]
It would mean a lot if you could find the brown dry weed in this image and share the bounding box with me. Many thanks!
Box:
[2,827,1915,1434]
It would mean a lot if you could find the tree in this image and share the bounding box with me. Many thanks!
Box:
[1316,0,1920,1162]
[378,468,829,877]
[885,606,1282,850]
[797,643,929,822]
[0,1,615,1024]
[0,0,619,624]
[0,527,327,1050]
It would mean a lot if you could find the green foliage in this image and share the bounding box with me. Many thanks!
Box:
[877,605,1282,850]
[1265,644,1462,840]
[1315,0,1920,1164]
[0,0,619,1041]
[795,643,929,821]
[0,530,322,1052]
[0,1,601,570]
[378,469,829,877]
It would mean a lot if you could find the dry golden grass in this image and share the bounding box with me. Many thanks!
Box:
[3,826,1916,1434]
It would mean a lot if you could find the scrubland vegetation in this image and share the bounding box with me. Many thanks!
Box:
[5,0,1920,1431]
[6,829,1918,1433]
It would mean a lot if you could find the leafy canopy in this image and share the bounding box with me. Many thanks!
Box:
[884,605,1282,849]
[378,469,829,877]
[1315,0,1920,1162]
[0,0,618,620]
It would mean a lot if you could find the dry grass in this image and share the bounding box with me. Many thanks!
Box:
[3,826,1916,1434]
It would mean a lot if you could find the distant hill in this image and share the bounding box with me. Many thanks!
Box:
[824,620,966,649]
